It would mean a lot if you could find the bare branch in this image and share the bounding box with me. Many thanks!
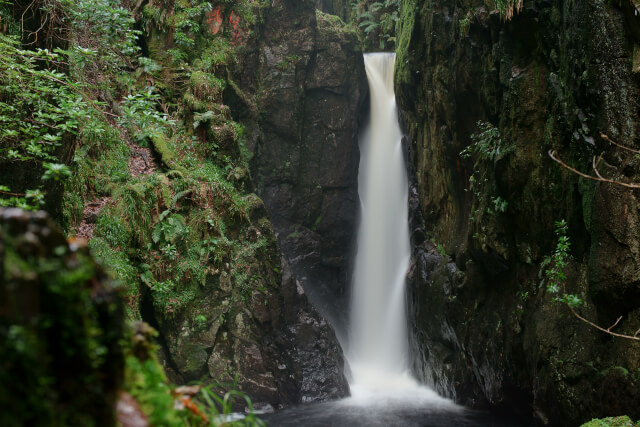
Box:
[0,190,27,197]
[592,155,606,181]
[601,133,640,154]
[568,306,640,341]
[549,149,640,189]
[607,316,623,332]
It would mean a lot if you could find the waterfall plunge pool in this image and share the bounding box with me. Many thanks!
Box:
[259,393,524,427]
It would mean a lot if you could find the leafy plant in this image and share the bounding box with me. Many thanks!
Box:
[543,219,582,307]
[118,89,172,144]
[491,196,508,214]
[494,0,523,21]
[351,0,400,50]
[0,35,92,209]
[42,163,72,182]
[461,121,512,224]
[153,212,189,246]
[458,11,473,37]
[461,121,510,164]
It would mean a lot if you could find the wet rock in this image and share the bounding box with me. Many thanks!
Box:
[267,258,350,403]
[232,4,368,332]
[397,0,640,425]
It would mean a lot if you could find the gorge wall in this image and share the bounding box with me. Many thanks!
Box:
[139,0,368,408]
[230,0,367,335]
[395,0,640,425]
[136,1,366,407]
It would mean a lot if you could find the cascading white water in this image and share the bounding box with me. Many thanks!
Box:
[260,54,478,425]
[347,52,416,395]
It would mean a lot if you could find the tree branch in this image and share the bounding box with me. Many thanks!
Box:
[548,149,640,189]
[601,133,640,154]
[568,306,640,341]
[0,189,27,197]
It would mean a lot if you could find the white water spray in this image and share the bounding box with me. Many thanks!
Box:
[346,53,455,407]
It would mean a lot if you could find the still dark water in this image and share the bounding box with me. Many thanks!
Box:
[260,393,528,427]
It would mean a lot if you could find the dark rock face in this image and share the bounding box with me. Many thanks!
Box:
[0,208,124,426]
[396,1,640,425]
[268,258,350,404]
[138,2,356,407]
[232,1,367,334]
[153,200,349,408]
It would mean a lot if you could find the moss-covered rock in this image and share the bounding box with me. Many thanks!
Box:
[581,416,640,427]
[0,208,124,426]
[396,0,640,425]
[127,0,351,407]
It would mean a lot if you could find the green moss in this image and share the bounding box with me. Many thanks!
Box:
[316,9,356,35]
[89,237,139,318]
[580,416,639,427]
[151,134,187,174]
[395,1,423,88]
[0,210,124,426]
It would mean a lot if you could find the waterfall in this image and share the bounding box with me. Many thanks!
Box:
[261,53,466,425]
[347,52,414,393]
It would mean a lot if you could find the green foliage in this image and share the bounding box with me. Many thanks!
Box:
[461,121,510,164]
[461,121,512,223]
[0,0,139,211]
[494,0,523,21]
[42,163,72,182]
[1,216,124,426]
[0,35,91,209]
[125,353,188,426]
[119,89,172,144]
[63,0,140,74]
[153,212,188,246]
[172,1,213,50]
[543,219,583,308]
[90,237,139,318]
[490,196,508,214]
[199,386,267,427]
[580,416,639,427]
[4,1,273,424]
[123,322,265,426]
[350,0,400,50]
[458,16,471,37]
[0,1,19,36]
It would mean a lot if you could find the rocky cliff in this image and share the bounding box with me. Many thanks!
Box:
[133,1,357,407]
[230,0,367,335]
[396,0,640,425]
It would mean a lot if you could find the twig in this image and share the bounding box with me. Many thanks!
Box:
[607,316,623,332]
[601,133,640,154]
[549,149,640,189]
[592,154,606,180]
[0,189,27,197]
[568,306,640,341]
